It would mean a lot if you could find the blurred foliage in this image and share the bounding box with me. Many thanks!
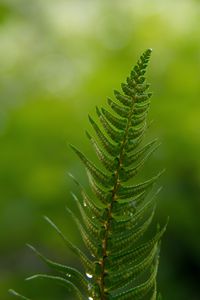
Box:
[0,0,200,299]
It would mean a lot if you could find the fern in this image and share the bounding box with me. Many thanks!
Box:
[10,49,167,300]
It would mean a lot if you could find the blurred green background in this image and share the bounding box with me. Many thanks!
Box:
[0,0,200,299]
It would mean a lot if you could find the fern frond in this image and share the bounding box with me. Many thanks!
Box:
[11,49,166,300]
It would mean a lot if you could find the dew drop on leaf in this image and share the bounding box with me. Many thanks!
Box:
[86,273,93,278]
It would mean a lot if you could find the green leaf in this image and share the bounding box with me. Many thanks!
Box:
[113,200,155,233]
[114,90,132,107]
[86,131,117,171]
[110,222,167,269]
[96,107,124,142]
[117,171,164,199]
[26,274,83,300]
[121,82,137,97]
[135,93,152,104]
[70,144,114,188]
[112,258,158,300]
[26,244,89,294]
[87,171,112,204]
[131,112,147,126]
[109,209,155,254]
[71,192,100,236]
[69,172,104,217]
[66,207,99,257]
[123,139,159,167]
[133,101,150,115]
[120,143,160,181]
[9,290,31,300]
[44,216,93,273]
[108,244,158,291]
[128,122,146,140]
[89,115,120,156]
[107,98,129,118]
[125,135,144,152]
[101,107,127,130]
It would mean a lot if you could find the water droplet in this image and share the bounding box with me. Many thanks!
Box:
[66,273,71,277]
[88,297,93,300]
[86,273,93,279]
[83,201,87,207]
